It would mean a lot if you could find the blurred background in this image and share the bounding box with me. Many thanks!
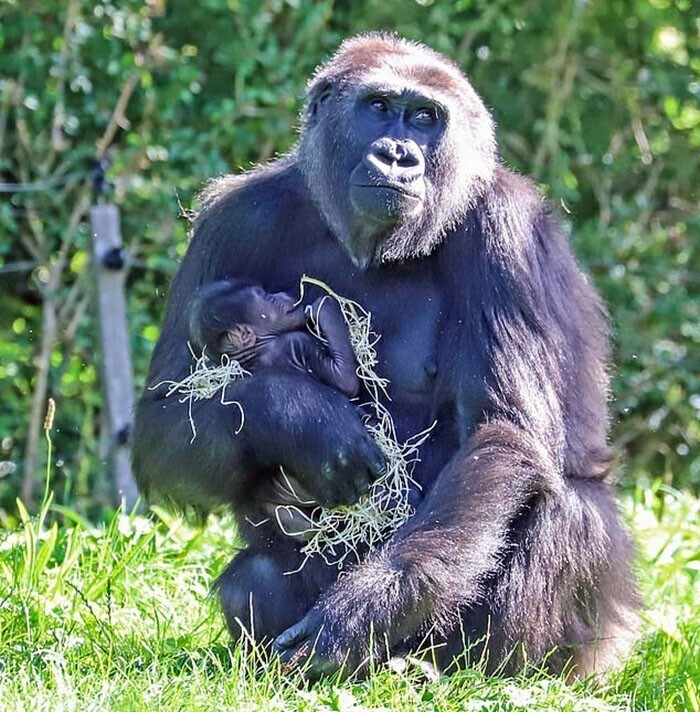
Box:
[0,0,697,521]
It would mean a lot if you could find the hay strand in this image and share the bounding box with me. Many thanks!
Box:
[153,278,435,570]
[299,275,389,402]
[149,343,248,442]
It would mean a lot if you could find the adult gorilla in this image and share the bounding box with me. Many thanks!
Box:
[133,34,638,678]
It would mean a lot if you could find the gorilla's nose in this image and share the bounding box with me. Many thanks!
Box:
[366,138,425,182]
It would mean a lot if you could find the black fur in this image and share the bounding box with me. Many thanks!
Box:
[132,34,638,679]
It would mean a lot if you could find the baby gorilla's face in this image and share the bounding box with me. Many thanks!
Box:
[219,286,306,357]
[238,286,306,334]
[245,287,303,332]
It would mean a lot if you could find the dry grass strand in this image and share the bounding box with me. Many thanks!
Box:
[149,343,248,442]
[153,279,434,570]
[282,276,436,570]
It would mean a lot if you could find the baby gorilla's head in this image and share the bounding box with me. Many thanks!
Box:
[190,281,305,359]
[220,286,305,356]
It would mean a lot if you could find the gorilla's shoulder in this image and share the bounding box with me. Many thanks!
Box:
[193,158,310,239]
[487,164,544,216]
[480,164,568,251]
[199,158,304,210]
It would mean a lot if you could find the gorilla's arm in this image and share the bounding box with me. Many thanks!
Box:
[133,371,383,511]
[132,167,384,511]
[286,298,359,397]
[274,421,559,675]
[273,189,615,677]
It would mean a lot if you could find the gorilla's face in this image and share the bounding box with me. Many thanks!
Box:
[348,91,442,217]
[342,90,449,266]
[224,286,305,337]
[207,285,305,358]
[302,82,446,268]
[299,38,497,268]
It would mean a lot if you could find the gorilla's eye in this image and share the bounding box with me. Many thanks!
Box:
[369,97,390,113]
[413,107,437,124]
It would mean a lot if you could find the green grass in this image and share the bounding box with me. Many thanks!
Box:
[0,486,698,711]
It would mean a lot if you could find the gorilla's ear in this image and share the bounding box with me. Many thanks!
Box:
[221,324,257,353]
[307,81,333,126]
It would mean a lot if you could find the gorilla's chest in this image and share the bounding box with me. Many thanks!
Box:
[256,231,448,435]
[370,285,441,400]
[305,253,446,428]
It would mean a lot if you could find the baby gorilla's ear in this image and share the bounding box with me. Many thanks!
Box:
[221,324,257,353]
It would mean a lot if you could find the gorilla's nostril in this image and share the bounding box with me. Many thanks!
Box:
[376,147,398,166]
[396,143,421,168]
[369,138,424,175]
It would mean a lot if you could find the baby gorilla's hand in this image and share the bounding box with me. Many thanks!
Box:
[306,297,343,339]
[304,296,360,398]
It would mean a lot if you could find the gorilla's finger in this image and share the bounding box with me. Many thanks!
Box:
[273,608,323,656]
[272,621,309,654]
[366,443,388,480]
[348,468,374,501]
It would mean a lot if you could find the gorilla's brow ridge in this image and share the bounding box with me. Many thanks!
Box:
[355,81,449,113]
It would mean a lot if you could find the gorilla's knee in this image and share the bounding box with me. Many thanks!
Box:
[216,550,311,642]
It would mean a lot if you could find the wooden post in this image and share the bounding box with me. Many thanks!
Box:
[90,203,138,510]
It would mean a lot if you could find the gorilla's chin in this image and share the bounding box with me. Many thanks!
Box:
[340,186,427,268]
[339,231,378,270]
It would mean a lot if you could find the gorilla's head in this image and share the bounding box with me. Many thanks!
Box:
[299,34,497,268]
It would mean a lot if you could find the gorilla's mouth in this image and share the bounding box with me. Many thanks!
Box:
[354,183,423,201]
[266,294,306,326]
[350,183,424,226]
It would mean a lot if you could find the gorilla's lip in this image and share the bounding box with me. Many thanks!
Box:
[353,183,423,201]
[284,305,307,325]
[268,293,299,315]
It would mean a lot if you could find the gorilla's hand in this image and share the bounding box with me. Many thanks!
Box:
[272,606,368,681]
[272,553,397,680]
[242,372,386,508]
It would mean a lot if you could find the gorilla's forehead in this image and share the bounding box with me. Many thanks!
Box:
[312,45,478,116]
[388,57,466,95]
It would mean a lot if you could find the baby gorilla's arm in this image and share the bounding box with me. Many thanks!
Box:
[308,298,359,398]
[281,299,358,398]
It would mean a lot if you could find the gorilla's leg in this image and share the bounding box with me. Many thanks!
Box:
[401,480,638,678]
[217,548,336,643]
[556,481,639,677]
[434,479,639,677]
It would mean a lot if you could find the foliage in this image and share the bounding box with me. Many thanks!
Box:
[0,488,698,709]
[0,0,697,515]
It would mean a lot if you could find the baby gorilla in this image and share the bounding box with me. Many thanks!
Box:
[189,279,359,398]
[189,279,363,538]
